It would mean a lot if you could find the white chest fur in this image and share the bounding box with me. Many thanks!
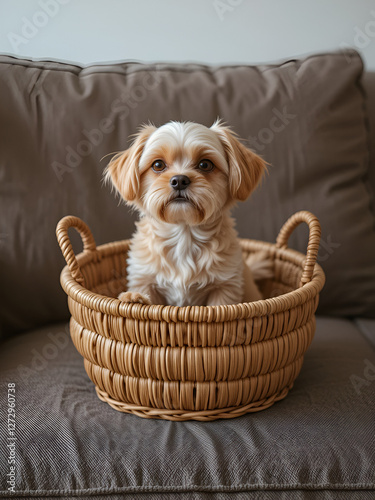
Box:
[126,214,244,306]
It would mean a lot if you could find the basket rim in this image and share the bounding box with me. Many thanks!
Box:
[60,237,325,323]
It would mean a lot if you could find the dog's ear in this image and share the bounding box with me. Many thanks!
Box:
[211,121,266,201]
[105,124,156,202]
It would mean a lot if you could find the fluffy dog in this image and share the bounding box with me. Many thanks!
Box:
[105,120,269,306]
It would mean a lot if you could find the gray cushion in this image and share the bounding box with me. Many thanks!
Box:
[1,50,375,336]
[0,317,374,498]
[1,492,374,500]
[2,493,375,500]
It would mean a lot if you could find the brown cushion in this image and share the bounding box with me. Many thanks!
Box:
[1,317,374,496]
[0,50,374,335]
[363,72,375,216]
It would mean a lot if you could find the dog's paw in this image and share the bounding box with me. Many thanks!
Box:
[118,291,151,305]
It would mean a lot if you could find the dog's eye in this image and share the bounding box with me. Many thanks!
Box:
[198,160,215,172]
[151,160,167,172]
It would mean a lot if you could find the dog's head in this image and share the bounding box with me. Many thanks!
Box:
[105,120,266,225]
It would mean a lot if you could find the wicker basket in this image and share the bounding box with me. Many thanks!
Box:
[56,210,325,421]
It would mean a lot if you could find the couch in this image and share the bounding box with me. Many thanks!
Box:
[0,49,374,499]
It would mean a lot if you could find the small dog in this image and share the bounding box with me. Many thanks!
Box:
[105,120,269,306]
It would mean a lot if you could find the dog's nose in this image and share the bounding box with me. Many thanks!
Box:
[170,175,191,191]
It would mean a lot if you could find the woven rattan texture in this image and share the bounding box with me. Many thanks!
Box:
[56,211,325,421]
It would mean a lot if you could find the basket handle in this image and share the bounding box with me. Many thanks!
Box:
[56,216,96,286]
[276,210,321,286]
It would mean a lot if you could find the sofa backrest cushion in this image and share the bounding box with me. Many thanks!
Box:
[1,50,375,336]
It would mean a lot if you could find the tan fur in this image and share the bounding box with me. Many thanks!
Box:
[105,120,270,306]
[210,122,266,201]
[105,125,156,201]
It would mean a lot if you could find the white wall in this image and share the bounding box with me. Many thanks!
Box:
[1,0,375,70]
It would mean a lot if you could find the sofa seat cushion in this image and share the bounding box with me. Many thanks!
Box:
[0,317,374,499]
